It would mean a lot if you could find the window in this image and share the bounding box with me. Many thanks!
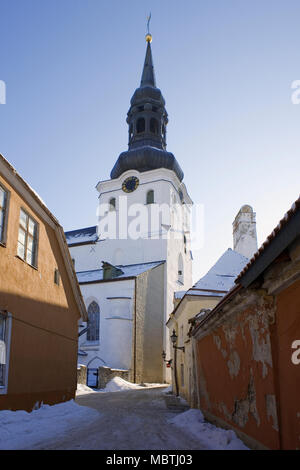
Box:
[184,234,187,254]
[178,253,184,284]
[0,312,10,389]
[0,184,9,245]
[87,301,100,342]
[146,190,154,205]
[109,198,116,211]
[136,117,145,133]
[150,117,159,134]
[17,209,38,267]
[54,269,60,285]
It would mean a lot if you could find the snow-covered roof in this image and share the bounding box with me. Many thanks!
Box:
[187,249,249,297]
[174,290,186,300]
[65,226,98,246]
[77,260,165,284]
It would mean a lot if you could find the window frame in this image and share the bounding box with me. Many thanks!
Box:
[17,207,39,269]
[0,311,12,394]
[0,183,10,247]
[86,301,100,343]
[146,189,154,205]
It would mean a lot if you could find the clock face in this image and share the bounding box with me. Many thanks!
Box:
[122,176,139,193]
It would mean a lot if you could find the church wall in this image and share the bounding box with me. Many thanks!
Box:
[135,263,165,383]
[78,279,135,375]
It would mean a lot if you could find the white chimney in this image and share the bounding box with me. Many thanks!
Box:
[233,205,258,260]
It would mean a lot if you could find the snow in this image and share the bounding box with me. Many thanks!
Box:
[76,383,96,395]
[0,400,100,450]
[77,261,165,284]
[188,249,249,295]
[76,378,168,395]
[65,226,98,246]
[169,409,249,450]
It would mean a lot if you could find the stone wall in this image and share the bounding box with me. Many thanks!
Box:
[97,366,129,390]
[77,364,87,385]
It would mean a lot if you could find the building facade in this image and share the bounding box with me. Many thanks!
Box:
[167,205,257,404]
[191,197,300,449]
[0,154,86,411]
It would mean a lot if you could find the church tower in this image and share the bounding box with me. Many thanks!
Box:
[67,33,193,382]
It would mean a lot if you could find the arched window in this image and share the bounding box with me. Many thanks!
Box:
[136,117,145,133]
[129,124,133,141]
[178,253,184,284]
[150,117,159,134]
[109,197,116,211]
[146,190,154,205]
[87,301,100,341]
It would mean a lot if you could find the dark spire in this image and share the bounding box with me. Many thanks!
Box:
[110,35,184,182]
[140,41,156,88]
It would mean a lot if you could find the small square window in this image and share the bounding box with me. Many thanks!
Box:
[54,269,60,285]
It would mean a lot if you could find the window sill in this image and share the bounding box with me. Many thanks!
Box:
[0,241,6,248]
[15,255,38,271]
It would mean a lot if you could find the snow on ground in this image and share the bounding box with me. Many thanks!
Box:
[169,409,249,450]
[76,383,97,395]
[0,400,100,450]
[76,378,168,396]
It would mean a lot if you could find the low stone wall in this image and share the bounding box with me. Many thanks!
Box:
[97,366,129,390]
[77,364,87,385]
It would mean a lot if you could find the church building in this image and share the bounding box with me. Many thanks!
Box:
[65,33,193,385]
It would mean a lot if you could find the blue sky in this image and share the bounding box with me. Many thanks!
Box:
[1,0,300,281]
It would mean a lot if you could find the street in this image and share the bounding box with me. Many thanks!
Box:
[32,387,205,450]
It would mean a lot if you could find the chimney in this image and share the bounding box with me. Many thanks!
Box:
[233,205,258,260]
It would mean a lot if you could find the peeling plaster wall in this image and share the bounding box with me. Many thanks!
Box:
[271,278,300,449]
[195,292,281,450]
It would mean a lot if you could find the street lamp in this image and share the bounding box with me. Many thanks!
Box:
[170,329,185,397]
[171,329,185,352]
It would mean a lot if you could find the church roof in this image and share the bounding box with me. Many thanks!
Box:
[76,260,165,284]
[186,249,249,297]
[65,226,98,246]
[140,40,156,88]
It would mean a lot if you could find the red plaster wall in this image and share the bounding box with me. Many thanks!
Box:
[196,305,280,449]
[273,279,300,449]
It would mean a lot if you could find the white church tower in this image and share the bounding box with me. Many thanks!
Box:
[66,33,193,383]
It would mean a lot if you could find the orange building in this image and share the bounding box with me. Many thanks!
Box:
[0,154,87,411]
[191,197,300,449]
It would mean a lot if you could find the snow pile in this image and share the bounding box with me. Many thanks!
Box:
[0,400,100,450]
[76,383,98,395]
[100,377,145,392]
[169,409,249,450]
[100,377,167,392]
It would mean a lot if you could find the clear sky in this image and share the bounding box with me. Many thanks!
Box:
[1,0,300,282]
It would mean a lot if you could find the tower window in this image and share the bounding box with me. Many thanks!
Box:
[136,118,145,133]
[150,117,159,134]
[178,253,184,284]
[146,190,154,205]
[109,198,116,211]
[129,124,133,141]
